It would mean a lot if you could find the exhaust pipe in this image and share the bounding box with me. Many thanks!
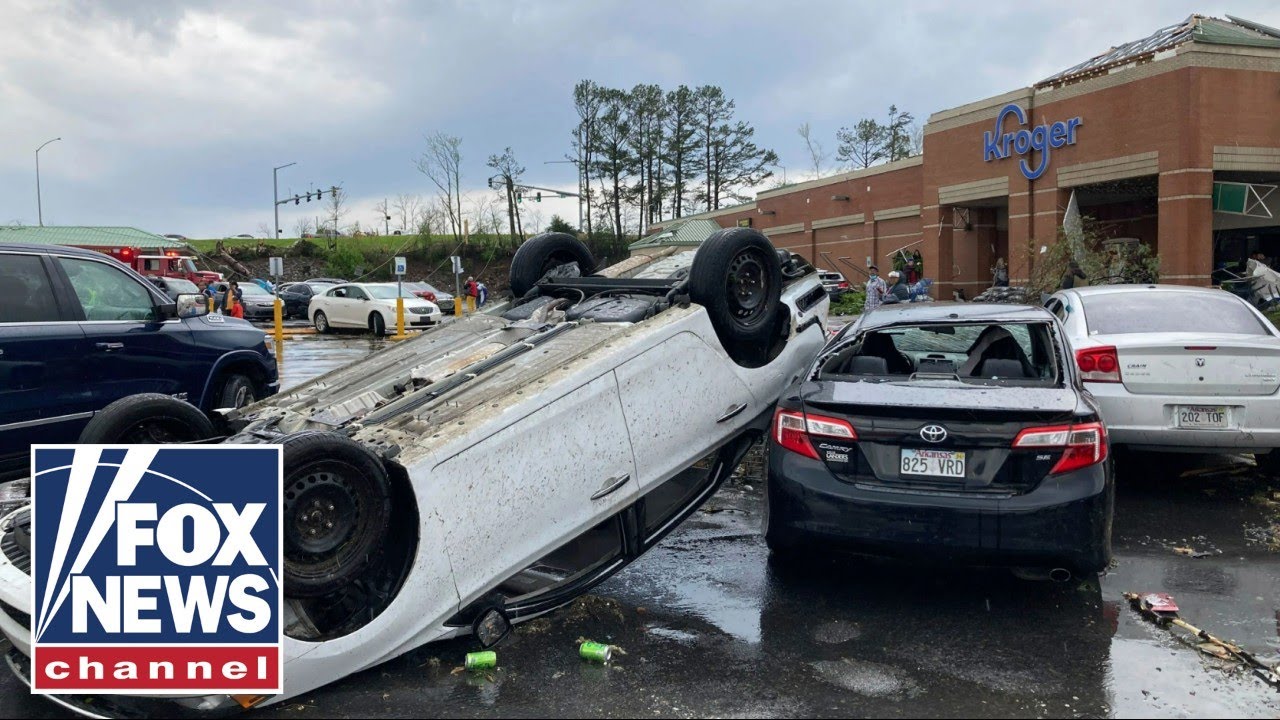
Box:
[1049,568,1072,583]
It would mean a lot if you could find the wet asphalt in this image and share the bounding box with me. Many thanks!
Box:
[4,333,1279,718]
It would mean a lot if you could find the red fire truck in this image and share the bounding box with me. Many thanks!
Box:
[91,246,223,284]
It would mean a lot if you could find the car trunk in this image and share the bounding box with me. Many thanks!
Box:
[801,381,1082,494]
[1097,333,1280,397]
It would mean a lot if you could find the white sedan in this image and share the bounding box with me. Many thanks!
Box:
[0,229,829,715]
[308,282,441,334]
[1046,284,1280,469]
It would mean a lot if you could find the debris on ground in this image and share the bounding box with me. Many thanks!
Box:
[579,641,614,664]
[559,595,628,626]
[1171,546,1218,558]
[1124,592,1280,691]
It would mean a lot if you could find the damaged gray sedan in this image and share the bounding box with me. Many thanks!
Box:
[0,229,829,714]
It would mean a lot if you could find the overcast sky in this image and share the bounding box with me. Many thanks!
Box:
[2,0,1278,238]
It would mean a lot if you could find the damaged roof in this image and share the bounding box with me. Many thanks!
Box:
[0,225,184,249]
[629,218,723,251]
[1038,14,1280,88]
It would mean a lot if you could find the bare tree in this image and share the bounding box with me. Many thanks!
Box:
[415,132,464,242]
[256,221,272,239]
[486,147,526,241]
[392,193,422,233]
[293,217,314,237]
[798,122,828,179]
[526,207,544,234]
[373,199,390,236]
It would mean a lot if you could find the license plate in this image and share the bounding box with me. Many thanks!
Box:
[900,448,966,478]
[1175,405,1228,429]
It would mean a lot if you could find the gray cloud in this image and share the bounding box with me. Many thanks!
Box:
[1,0,1276,235]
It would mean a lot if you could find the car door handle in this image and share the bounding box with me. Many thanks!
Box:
[717,402,749,423]
[95,342,125,352]
[590,474,630,500]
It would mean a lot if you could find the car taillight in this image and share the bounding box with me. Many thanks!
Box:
[1076,346,1121,383]
[1013,422,1108,474]
[773,409,857,460]
[838,281,849,289]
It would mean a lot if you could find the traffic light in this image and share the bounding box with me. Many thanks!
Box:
[536,192,542,203]
[331,187,338,198]
[516,192,523,204]
[295,197,300,205]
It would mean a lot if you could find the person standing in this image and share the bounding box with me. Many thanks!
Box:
[904,259,921,285]
[992,258,1009,287]
[864,265,888,313]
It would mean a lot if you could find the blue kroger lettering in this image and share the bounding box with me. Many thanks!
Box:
[982,103,1082,181]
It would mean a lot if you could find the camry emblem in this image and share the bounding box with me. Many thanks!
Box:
[920,425,947,443]
[1196,358,1205,367]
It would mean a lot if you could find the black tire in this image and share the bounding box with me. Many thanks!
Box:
[214,373,257,410]
[313,310,331,334]
[509,232,596,298]
[78,394,216,444]
[370,312,386,336]
[1257,450,1280,476]
[689,228,784,355]
[281,431,393,598]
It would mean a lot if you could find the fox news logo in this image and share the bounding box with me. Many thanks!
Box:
[31,445,283,694]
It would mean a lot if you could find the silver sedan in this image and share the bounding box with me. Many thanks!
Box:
[1046,284,1280,469]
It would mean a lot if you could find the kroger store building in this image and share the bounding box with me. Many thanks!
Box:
[646,14,1280,298]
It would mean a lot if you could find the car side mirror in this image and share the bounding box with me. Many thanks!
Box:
[472,606,512,649]
[175,293,209,319]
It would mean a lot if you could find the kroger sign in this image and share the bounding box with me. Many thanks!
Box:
[982,103,1082,181]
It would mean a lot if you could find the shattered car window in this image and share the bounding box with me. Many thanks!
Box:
[817,322,1060,385]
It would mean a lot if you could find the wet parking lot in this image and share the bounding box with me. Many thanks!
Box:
[4,332,1278,718]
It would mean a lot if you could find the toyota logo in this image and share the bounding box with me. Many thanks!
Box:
[920,425,947,443]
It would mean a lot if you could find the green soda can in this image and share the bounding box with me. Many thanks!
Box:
[464,651,497,671]
[579,641,613,664]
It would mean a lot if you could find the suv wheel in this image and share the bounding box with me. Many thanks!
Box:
[508,232,596,298]
[281,431,393,598]
[78,394,216,444]
[689,228,784,364]
[215,373,257,409]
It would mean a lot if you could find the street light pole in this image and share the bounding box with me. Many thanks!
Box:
[544,160,583,233]
[273,162,296,239]
[36,137,62,226]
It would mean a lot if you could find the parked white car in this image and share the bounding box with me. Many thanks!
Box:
[1046,284,1280,469]
[309,282,441,334]
[0,229,829,715]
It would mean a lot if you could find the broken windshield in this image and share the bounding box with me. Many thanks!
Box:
[816,322,1061,386]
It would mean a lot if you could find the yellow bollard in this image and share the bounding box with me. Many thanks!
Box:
[454,296,463,316]
[395,297,406,338]
[466,295,476,313]
[273,298,284,343]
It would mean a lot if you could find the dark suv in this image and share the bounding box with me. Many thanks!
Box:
[0,243,279,480]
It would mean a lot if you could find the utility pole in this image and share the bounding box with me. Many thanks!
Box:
[273,162,296,238]
[384,197,389,236]
[544,160,583,233]
[36,137,62,226]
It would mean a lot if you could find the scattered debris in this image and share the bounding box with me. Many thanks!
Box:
[464,651,497,671]
[1123,592,1280,691]
[1171,546,1218,558]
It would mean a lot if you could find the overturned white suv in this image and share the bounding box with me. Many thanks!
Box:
[0,229,828,715]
